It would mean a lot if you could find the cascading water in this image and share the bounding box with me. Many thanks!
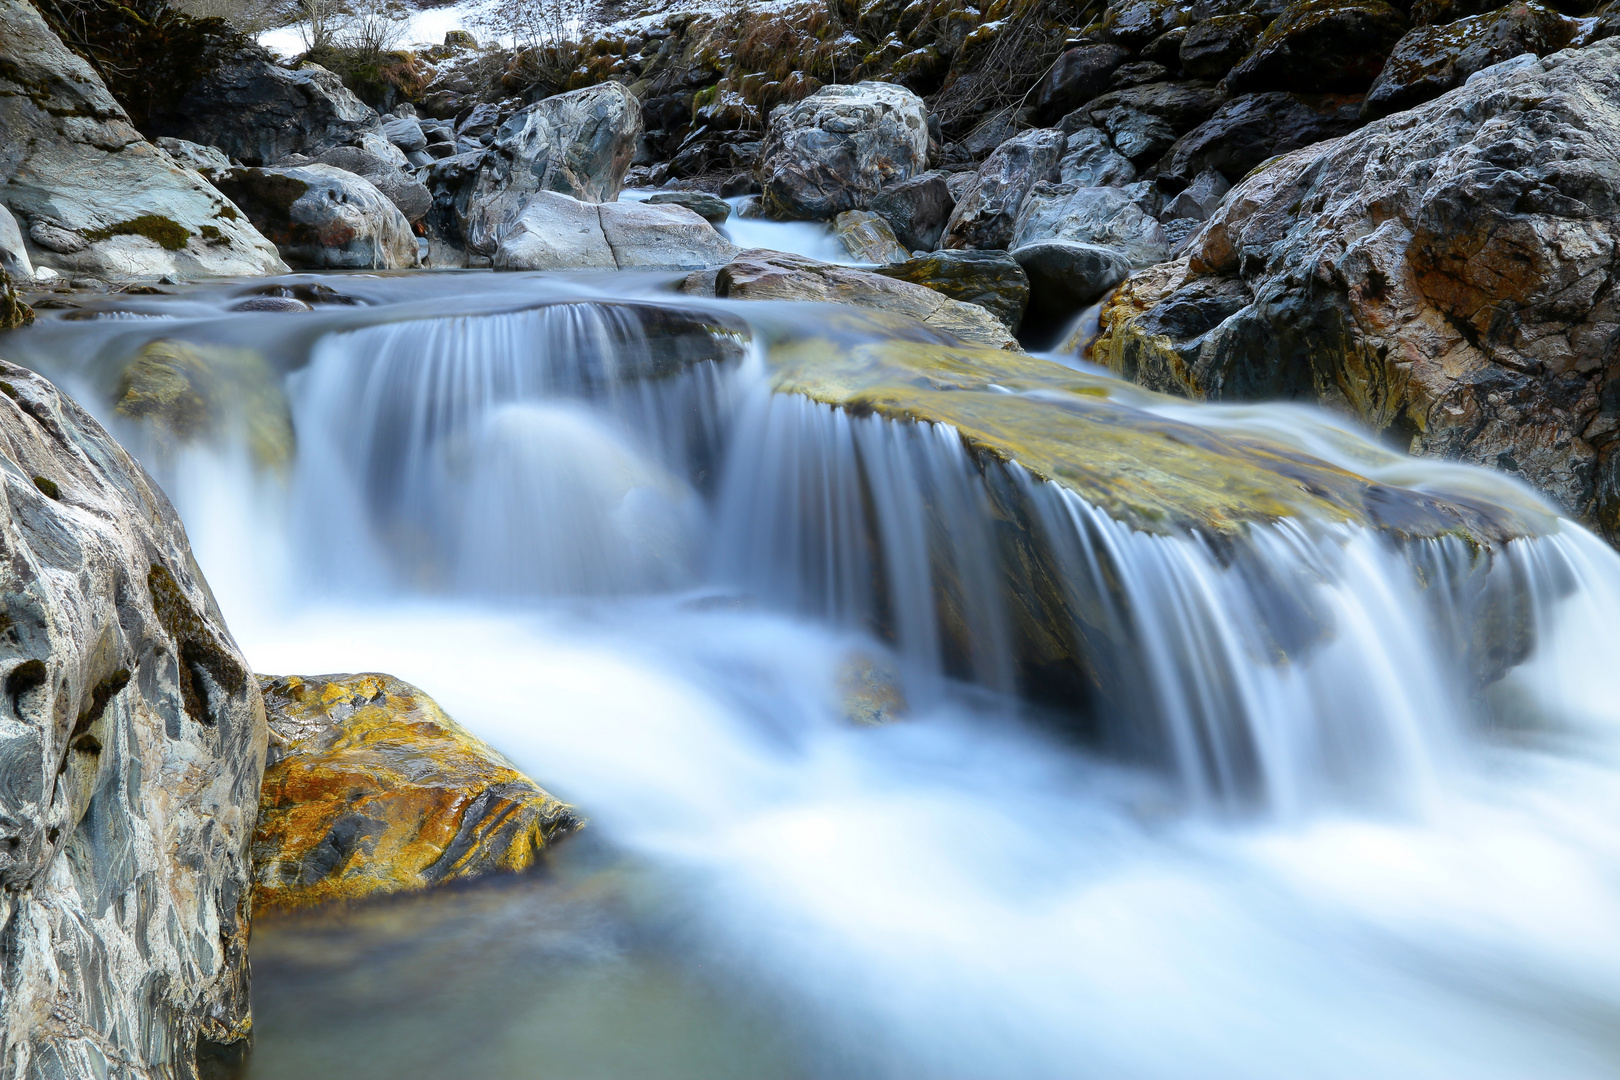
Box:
[6,272,1620,1079]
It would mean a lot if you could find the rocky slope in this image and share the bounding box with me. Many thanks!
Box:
[1097,41,1620,538]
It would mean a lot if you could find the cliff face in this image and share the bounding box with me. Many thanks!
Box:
[0,360,266,1080]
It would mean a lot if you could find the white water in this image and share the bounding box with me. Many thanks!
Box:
[9,275,1620,1078]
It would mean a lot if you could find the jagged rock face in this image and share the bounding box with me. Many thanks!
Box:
[757,82,931,221]
[145,49,381,168]
[253,673,581,910]
[1362,0,1576,118]
[213,165,417,270]
[944,128,1067,250]
[0,360,266,1079]
[1094,42,1620,538]
[0,0,285,281]
[868,171,956,252]
[1158,91,1364,184]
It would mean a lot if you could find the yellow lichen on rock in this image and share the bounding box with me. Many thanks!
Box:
[253,672,582,909]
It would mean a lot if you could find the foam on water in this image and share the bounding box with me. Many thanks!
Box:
[8,274,1620,1078]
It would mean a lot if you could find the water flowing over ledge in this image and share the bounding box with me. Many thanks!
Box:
[6,272,1620,1079]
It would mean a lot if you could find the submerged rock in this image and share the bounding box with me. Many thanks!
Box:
[836,652,909,726]
[0,359,266,1074]
[253,673,581,909]
[758,82,931,221]
[111,338,294,471]
[1094,40,1620,537]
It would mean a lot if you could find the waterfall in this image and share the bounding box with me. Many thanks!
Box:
[14,276,1620,1080]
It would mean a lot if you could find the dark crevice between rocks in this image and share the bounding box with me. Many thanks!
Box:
[147,564,245,729]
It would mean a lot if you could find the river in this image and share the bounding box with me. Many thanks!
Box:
[6,266,1620,1080]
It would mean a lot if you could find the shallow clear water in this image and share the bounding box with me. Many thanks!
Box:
[7,271,1620,1079]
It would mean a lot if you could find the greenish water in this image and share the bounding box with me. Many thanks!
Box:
[244,844,803,1080]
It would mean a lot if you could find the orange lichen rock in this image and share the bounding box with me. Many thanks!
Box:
[253,672,582,909]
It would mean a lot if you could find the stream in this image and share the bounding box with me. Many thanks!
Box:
[6,268,1620,1080]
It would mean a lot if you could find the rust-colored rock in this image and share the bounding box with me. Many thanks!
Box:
[253,672,581,909]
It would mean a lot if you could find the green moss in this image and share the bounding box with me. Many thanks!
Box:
[31,476,59,500]
[762,321,1553,543]
[198,224,229,246]
[84,215,191,251]
[216,204,239,222]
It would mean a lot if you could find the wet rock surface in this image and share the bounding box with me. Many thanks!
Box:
[0,359,266,1077]
[493,191,736,271]
[253,673,581,910]
[698,249,1020,350]
[1095,41,1620,537]
[875,249,1031,330]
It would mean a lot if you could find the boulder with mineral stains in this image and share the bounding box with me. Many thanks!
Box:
[460,83,642,255]
[214,164,418,270]
[0,0,286,280]
[1227,0,1411,93]
[493,190,736,271]
[869,171,957,252]
[758,82,931,221]
[0,359,266,1075]
[253,673,581,909]
[944,129,1068,251]
[875,250,1030,331]
[1093,41,1620,538]
[1361,0,1575,118]
[698,249,1019,350]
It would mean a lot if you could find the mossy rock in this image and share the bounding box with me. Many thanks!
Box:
[0,268,33,330]
[253,673,582,910]
[111,338,294,470]
[762,314,1552,544]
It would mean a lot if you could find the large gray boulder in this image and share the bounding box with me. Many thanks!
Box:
[1093,41,1620,540]
[492,190,736,271]
[213,164,417,270]
[0,360,266,1078]
[147,48,381,168]
[944,128,1068,251]
[758,82,931,221]
[462,84,641,255]
[0,0,286,280]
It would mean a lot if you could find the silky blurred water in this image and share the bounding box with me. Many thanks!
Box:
[6,272,1620,1080]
